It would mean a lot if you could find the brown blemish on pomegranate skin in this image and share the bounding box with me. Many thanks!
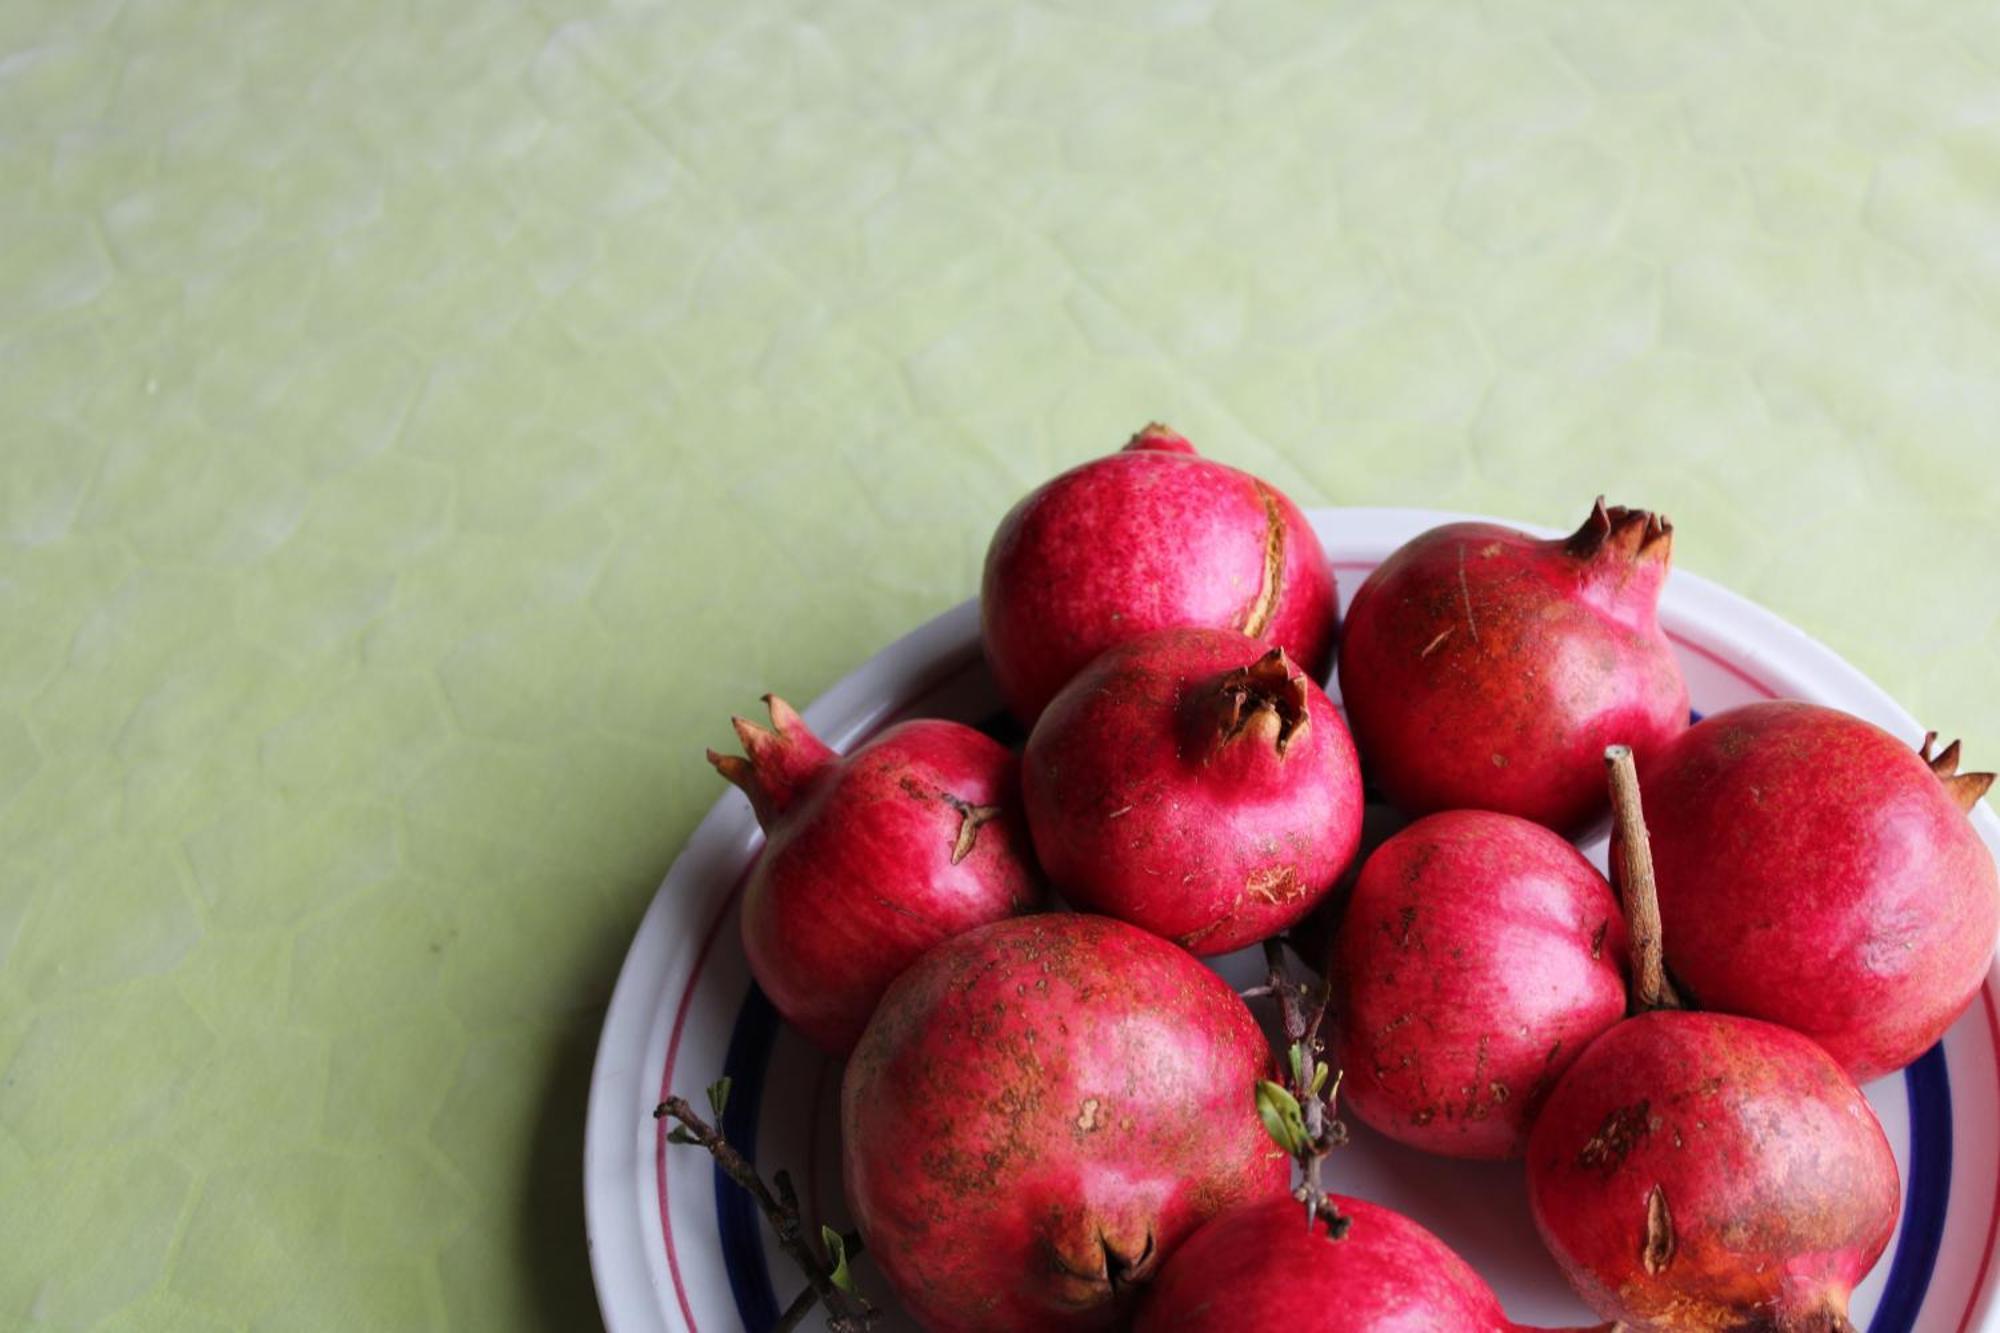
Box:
[1245,864,1305,905]
[1578,1100,1653,1174]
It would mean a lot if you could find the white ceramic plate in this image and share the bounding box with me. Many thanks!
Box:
[585,508,2000,1333]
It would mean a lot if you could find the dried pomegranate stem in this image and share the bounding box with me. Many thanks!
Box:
[656,1094,877,1331]
[1606,745,1680,1012]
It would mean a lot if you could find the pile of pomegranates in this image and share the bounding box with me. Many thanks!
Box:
[682,426,1998,1332]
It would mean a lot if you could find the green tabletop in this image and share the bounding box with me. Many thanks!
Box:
[5,1,1999,1328]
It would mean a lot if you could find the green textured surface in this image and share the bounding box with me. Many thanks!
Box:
[4,1,1999,1328]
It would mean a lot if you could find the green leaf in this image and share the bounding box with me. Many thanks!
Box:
[665,1126,699,1146]
[1309,1062,1330,1097]
[1255,1079,1308,1156]
[822,1225,853,1292]
[707,1077,732,1121]
[1287,1042,1305,1088]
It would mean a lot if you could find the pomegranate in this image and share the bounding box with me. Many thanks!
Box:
[1627,700,1998,1081]
[1525,1010,1900,1332]
[708,696,1042,1054]
[981,424,1338,723]
[1331,810,1629,1159]
[842,914,1287,1332]
[1134,1193,1605,1332]
[1337,499,1689,834]
[1022,627,1365,954]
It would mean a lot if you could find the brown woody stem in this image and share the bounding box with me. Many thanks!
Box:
[1606,746,1680,1013]
[656,1096,877,1331]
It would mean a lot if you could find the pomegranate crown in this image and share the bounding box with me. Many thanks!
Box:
[1563,496,1673,564]
[1122,422,1199,456]
[706,695,837,828]
[1920,732,1995,814]
[1207,648,1312,757]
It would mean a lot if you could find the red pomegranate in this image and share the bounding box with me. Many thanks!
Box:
[1337,500,1689,834]
[1628,701,1999,1081]
[1525,1010,1900,1332]
[981,424,1338,723]
[709,697,1042,1054]
[842,914,1288,1332]
[1332,810,1629,1159]
[1134,1192,1604,1332]
[1022,627,1365,954]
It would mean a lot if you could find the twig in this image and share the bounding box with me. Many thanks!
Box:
[1250,938,1351,1237]
[656,1090,878,1331]
[1605,746,1681,1012]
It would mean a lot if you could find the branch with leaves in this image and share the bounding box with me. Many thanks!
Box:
[1247,938,1351,1237]
[655,1078,878,1332]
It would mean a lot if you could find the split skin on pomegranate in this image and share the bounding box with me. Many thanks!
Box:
[982,425,1338,725]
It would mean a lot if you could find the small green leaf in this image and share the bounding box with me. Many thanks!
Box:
[707,1077,732,1121]
[1255,1079,1308,1156]
[666,1126,699,1146]
[822,1225,854,1292]
[1309,1062,1330,1097]
[1287,1042,1306,1088]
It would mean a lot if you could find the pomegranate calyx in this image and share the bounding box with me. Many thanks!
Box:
[1563,496,1673,565]
[706,694,836,828]
[1206,648,1312,756]
[943,794,1002,865]
[1122,422,1199,455]
[1919,731,1995,813]
[1047,1224,1159,1304]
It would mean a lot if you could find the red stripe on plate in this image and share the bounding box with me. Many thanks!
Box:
[1956,987,2000,1333]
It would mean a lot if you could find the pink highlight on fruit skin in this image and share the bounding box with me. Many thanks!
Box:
[709,698,1043,1055]
[1624,699,2000,1082]
[842,914,1289,1333]
[1332,810,1630,1160]
[1022,627,1365,955]
[981,424,1339,724]
[1338,500,1689,835]
[1526,1011,1900,1333]
[1133,1192,1611,1332]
